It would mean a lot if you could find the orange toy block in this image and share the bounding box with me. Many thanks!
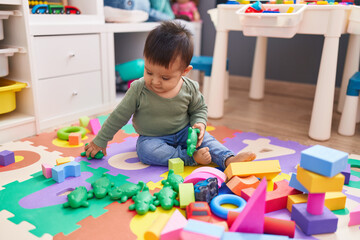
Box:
[287,192,346,212]
[56,157,71,166]
[296,166,345,193]
[227,175,260,196]
[68,132,82,145]
[241,180,302,213]
[224,160,281,181]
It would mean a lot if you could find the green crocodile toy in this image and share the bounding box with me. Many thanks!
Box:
[90,173,114,199]
[161,169,184,192]
[109,181,145,203]
[63,186,93,209]
[154,182,179,210]
[129,186,156,215]
[80,143,104,160]
[187,127,200,157]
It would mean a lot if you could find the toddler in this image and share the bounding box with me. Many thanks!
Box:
[84,21,255,170]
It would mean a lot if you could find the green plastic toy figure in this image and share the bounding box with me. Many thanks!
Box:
[187,127,200,157]
[129,186,157,215]
[90,173,114,199]
[109,181,145,203]
[63,186,93,209]
[81,143,104,160]
[161,169,184,192]
[154,182,179,210]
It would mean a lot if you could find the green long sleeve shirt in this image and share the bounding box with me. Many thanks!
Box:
[93,77,208,148]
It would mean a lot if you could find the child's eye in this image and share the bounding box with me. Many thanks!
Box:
[162,77,170,80]
[146,71,152,75]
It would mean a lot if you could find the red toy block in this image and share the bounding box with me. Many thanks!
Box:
[263,216,295,238]
[226,175,260,196]
[241,180,302,213]
[68,132,81,145]
[88,118,101,135]
[307,193,325,215]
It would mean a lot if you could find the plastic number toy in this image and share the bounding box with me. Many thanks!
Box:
[187,127,200,157]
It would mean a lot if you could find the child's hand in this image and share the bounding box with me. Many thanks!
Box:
[84,141,107,158]
[192,122,206,148]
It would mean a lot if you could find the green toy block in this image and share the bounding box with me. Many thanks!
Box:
[179,183,195,209]
[79,116,90,128]
[169,158,184,174]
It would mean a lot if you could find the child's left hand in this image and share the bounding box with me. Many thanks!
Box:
[192,122,206,148]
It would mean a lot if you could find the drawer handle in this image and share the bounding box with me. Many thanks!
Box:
[69,52,76,58]
[72,91,78,96]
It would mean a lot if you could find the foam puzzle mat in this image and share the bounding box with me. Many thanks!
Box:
[1,117,360,240]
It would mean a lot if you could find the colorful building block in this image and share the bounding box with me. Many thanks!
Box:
[192,166,227,183]
[224,160,281,181]
[181,219,225,240]
[161,209,187,240]
[221,232,289,240]
[341,163,351,185]
[68,132,81,145]
[184,172,222,188]
[300,145,348,177]
[307,193,325,215]
[348,204,360,226]
[227,175,260,196]
[52,161,81,183]
[144,213,171,240]
[0,150,15,166]
[241,180,301,213]
[168,158,184,174]
[296,167,345,193]
[229,178,267,233]
[263,216,295,238]
[287,192,346,212]
[56,157,71,166]
[88,118,101,135]
[178,183,195,208]
[79,116,90,127]
[291,203,338,235]
[289,173,308,193]
[41,163,53,178]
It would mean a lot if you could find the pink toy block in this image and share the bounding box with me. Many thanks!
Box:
[348,204,360,226]
[184,172,222,188]
[181,219,225,240]
[229,178,267,233]
[88,118,101,135]
[0,150,15,166]
[42,163,53,178]
[307,193,325,215]
[161,209,187,240]
[227,175,260,196]
[192,167,227,182]
[68,132,81,145]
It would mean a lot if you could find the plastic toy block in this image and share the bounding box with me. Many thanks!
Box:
[291,203,338,235]
[229,178,267,233]
[286,6,294,13]
[289,173,308,193]
[56,157,71,166]
[213,221,229,231]
[144,213,171,240]
[287,194,307,212]
[192,166,227,183]
[300,145,348,177]
[296,166,345,193]
[348,204,360,226]
[221,232,289,240]
[186,202,212,222]
[161,209,187,240]
[52,161,81,183]
[184,172,222,188]
[79,116,90,127]
[241,180,301,213]
[181,219,225,240]
[168,158,184,174]
[287,192,346,212]
[41,163,53,178]
[347,72,360,96]
[342,163,351,185]
[227,175,260,196]
[224,160,281,181]
[307,193,325,215]
[0,150,15,166]
[263,216,295,238]
[68,132,81,145]
[178,183,195,208]
[88,118,101,135]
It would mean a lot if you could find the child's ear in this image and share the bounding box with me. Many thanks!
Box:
[182,65,193,76]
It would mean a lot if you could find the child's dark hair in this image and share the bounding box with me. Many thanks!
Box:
[144,21,194,70]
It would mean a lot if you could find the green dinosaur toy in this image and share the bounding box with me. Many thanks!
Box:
[154,182,179,210]
[80,143,104,160]
[90,173,114,199]
[161,169,184,192]
[129,186,156,215]
[187,127,200,157]
[63,186,93,209]
[109,181,145,203]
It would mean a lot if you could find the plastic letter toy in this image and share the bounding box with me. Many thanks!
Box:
[129,186,157,215]
[187,127,200,157]
[154,182,179,210]
[63,186,93,209]
[109,181,145,202]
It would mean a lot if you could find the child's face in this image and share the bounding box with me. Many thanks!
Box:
[144,56,192,95]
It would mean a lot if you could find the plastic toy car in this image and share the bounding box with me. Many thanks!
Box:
[186,201,212,222]
[65,6,81,14]
[48,5,64,14]
[32,4,49,14]
[194,177,218,203]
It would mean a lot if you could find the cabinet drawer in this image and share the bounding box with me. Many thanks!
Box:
[38,71,103,120]
[35,34,101,79]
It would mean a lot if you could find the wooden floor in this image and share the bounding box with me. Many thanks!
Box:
[207,76,360,155]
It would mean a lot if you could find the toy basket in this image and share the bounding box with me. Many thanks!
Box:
[348,6,360,34]
[236,4,307,38]
[0,79,27,114]
[0,10,15,40]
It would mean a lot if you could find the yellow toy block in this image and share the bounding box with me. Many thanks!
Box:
[296,167,344,193]
[287,194,307,212]
[178,183,195,209]
[224,160,281,181]
[286,7,294,13]
[56,157,71,166]
[144,213,171,240]
[287,192,346,212]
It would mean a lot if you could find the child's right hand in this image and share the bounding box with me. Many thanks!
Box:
[84,141,107,158]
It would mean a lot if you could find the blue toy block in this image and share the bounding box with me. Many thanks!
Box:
[289,173,308,193]
[182,219,224,238]
[291,203,338,236]
[341,163,351,185]
[190,56,229,77]
[251,1,263,11]
[300,145,348,177]
[346,72,360,96]
[52,161,81,183]
[221,232,289,240]
[218,181,233,195]
[0,150,15,166]
[194,177,218,203]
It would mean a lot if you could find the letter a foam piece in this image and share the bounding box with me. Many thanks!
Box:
[229,177,267,233]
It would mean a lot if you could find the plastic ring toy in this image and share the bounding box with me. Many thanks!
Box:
[57,126,87,140]
[210,194,246,219]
